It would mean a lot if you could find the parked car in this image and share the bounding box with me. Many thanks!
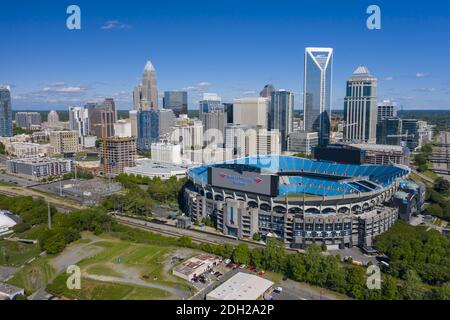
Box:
[224,259,231,264]
[239,264,246,269]
[258,270,266,276]
[274,287,283,293]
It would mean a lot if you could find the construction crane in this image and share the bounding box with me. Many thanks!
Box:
[102,115,108,178]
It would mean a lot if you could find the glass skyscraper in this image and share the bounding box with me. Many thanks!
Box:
[303,47,333,146]
[163,91,188,116]
[137,109,160,150]
[0,86,13,137]
[269,90,294,151]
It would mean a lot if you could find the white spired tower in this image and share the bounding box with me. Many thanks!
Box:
[141,60,159,110]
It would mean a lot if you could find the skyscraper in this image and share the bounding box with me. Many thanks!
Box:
[377,100,396,123]
[233,97,268,128]
[142,61,158,110]
[133,85,143,110]
[202,110,227,146]
[69,106,90,138]
[88,99,116,139]
[137,109,175,150]
[199,93,222,120]
[163,91,188,116]
[0,86,13,137]
[376,117,402,146]
[303,47,333,146]
[343,66,377,144]
[269,90,294,151]
[260,84,275,99]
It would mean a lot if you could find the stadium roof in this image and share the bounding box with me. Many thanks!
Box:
[187,155,410,197]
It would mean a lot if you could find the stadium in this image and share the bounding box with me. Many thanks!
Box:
[185,155,410,249]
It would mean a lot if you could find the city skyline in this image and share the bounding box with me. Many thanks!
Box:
[1,1,450,111]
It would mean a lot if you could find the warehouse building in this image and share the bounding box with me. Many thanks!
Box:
[172,254,220,281]
[206,272,274,300]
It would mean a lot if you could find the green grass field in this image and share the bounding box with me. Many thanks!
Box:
[0,240,41,267]
[46,236,194,300]
[7,258,55,295]
[48,274,171,300]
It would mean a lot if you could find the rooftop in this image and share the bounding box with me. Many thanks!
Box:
[207,272,274,300]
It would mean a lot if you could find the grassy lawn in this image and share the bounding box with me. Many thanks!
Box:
[45,237,193,299]
[7,258,55,295]
[422,170,439,181]
[0,240,41,267]
[48,273,171,300]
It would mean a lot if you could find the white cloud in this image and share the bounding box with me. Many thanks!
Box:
[415,72,430,78]
[182,81,212,91]
[382,76,394,81]
[101,20,132,30]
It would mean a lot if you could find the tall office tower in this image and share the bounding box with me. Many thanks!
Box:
[89,99,116,139]
[202,110,227,146]
[343,66,377,144]
[100,137,136,177]
[303,47,333,146]
[199,93,222,119]
[0,86,13,137]
[401,119,419,151]
[233,97,268,128]
[376,117,402,146]
[141,61,158,110]
[47,110,60,125]
[377,100,396,123]
[133,85,143,110]
[260,84,275,99]
[163,91,188,116]
[69,106,90,138]
[269,90,294,151]
[137,109,159,150]
[129,110,138,137]
[136,109,175,150]
[223,103,234,123]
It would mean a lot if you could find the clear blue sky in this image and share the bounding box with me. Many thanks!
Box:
[1,0,449,111]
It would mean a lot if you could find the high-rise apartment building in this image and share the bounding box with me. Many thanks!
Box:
[303,47,333,146]
[15,112,42,130]
[69,106,90,138]
[47,110,60,125]
[343,66,377,144]
[0,86,13,137]
[269,90,294,151]
[88,99,116,139]
[402,119,419,151]
[100,137,136,177]
[49,131,80,154]
[202,110,227,146]
[377,100,396,123]
[163,91,188,116]
[233,97,268,128]
[171,116,203,153]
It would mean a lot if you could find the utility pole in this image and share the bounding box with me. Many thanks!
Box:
[47,200,52,230]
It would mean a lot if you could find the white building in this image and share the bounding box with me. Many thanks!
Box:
[233,97,268,128]
[151,142,182,164]
[114,119,132,138]
[173,254,220,281]
[170,116,203,153]
[69,106,90,138]
[124,159,188,180]
[206,272,274,300]
[225,125,280,158]
[288,131,319,155]
[0,210,18,236]
[183,145,233,164]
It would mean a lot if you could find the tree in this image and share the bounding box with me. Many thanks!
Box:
[287,254,306,281]
[432,282,450,300]
[263,238,287,272]
[402,269,427,300]
[252,232,261,241]
[232,244,250,265]
[426,203,444,218]
[434,177,450,193]
[0,142,5,155]
[382,275,399,300]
